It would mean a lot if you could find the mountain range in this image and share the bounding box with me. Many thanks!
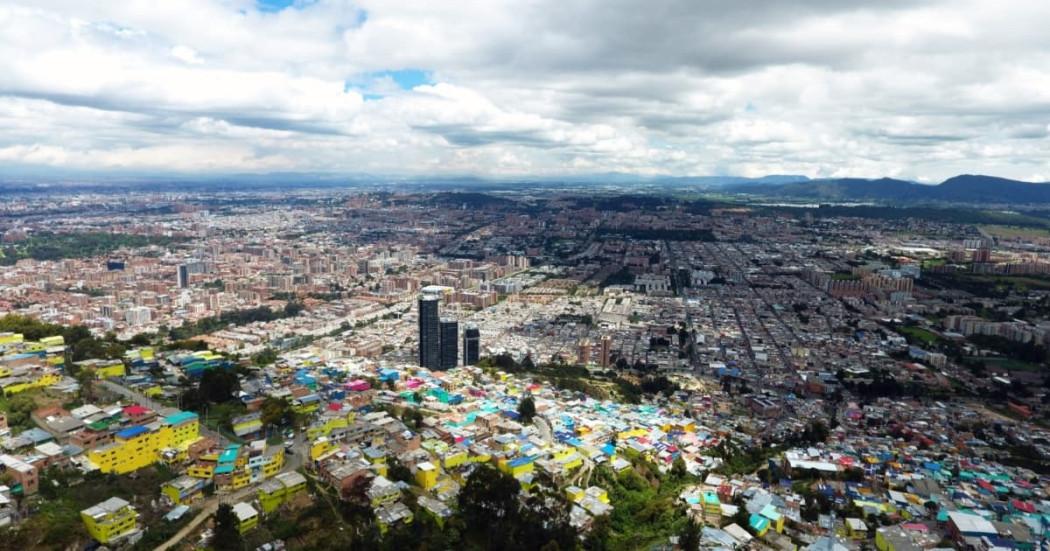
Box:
[3,172,1048,204]
[724,174,1050,204]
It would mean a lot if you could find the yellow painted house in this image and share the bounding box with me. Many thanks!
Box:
[617,428,647,441]
[306,412,355,440]
[257,471,308,514]
[232,502,259,534]
[310,437,337,461]
[498,455,535,477]
[188,463,215,479]
[95,360,126,379]
[39,335,65,348]
[552,448,584,472]
[0,371,61,395]
[0,333,24,347]
[87,411,200,474]
[416,461,439,490]
[442,448,469,469]
[161,475,206,505]
[260,449,285,479]
[81,497,139,544]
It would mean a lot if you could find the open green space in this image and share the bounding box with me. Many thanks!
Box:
[896,325,942,345]
[591,462,696,550]
[979,224,1050,239]
[0,232,185,265]
[0,466,183,550]
[969,357,1044,372]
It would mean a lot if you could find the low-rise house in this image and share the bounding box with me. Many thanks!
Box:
[81,497,139,545]
[232,502,259,534]
[257,471,307,513]
[367,475,400,507]
[376,501,413,532]
[161,475,206,505]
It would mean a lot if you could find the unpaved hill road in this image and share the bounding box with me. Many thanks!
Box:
[154,501,217,551]
[152,473,274,551]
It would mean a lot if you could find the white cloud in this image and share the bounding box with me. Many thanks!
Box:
[0,0,1048,180]
[170,45,202,65]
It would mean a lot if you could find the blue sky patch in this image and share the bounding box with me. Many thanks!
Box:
[347,69,433,100]
[382,69,432,90]
[256,0,317,13]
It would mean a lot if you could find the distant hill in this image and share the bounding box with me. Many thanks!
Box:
[648,174,810,189]
[726,174,1050,204]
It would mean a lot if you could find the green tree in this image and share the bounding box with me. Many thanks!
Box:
[199,368,240,404]
[75,366,97,403]
[128,333,152,346]
[387,457,414,485]
[458,465,521,545]
[251,347,278,366]
[672,455,688,479]
[5,394,38,430]
[582,514,611,551]
[260,396,291,428]
[679,518,701,551]
[283,301,304,317]
[211,503,243,550]
[519,475,577,550]
[518,395,536,424]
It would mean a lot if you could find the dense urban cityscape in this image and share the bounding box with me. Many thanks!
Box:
[4,0,1050,550]
[1,185,1050,550]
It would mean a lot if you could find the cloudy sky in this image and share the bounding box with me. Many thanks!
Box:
[1,0,1049,182]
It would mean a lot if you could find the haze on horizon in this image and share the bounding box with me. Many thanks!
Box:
[1,0,1049,183]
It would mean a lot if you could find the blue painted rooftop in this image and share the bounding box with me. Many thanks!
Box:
[219,446,240,463]
[164,411,198,426]
[116,425,149,439]
[508,455,535,468]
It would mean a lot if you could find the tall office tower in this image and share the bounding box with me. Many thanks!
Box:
[177,264,190,289]
[463,324,480,366]
[577,339,592,366]
[439,318,459,370]
[418,295,441,369]
[600,335,612,368]
[973,240,993,264]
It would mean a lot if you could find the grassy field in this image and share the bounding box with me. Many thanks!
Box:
[896,326,942,345]
[979,224,1050,239]
[922,271,1050,295]
[970,357,1044,372]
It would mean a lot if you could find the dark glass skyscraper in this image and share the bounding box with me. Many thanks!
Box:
[418,295,441,369]
[177,264,190,288]
[463,324,480,365]
[439,318,459,370]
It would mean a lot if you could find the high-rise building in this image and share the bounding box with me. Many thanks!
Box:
[439,318,459,370]
[125,306,152,326]
[177,265,189,289]
[463,324,480,365]
[418,295,441,369]
[600,335,612,368]
[577,339,592,366]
